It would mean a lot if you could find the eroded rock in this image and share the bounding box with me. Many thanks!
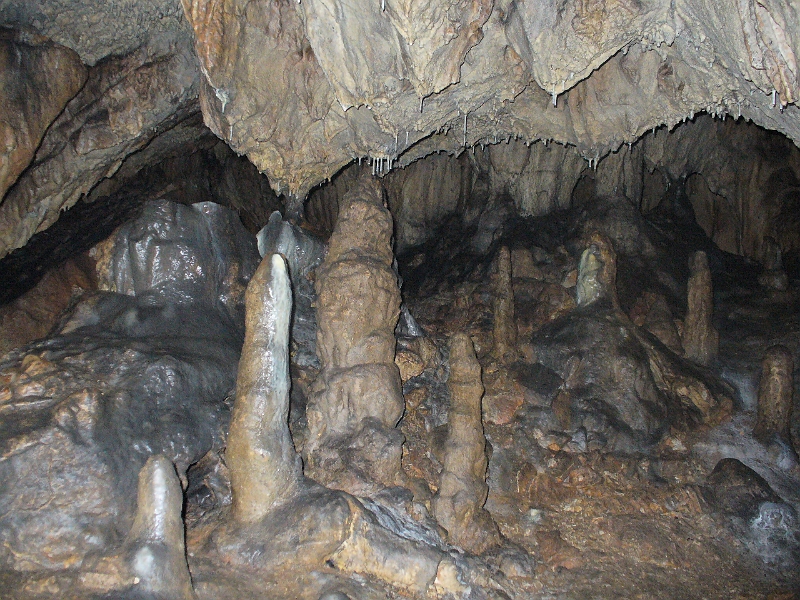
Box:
[434,333,501,554]
[305,178,404,494]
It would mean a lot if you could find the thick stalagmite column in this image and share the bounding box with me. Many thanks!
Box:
[754,345,796,452]
[305,178,404,493]
[126,455,194,600]
[493,246,517,361]
[683,251,719,366]
[227,254,303,523]
[434,333,500,554]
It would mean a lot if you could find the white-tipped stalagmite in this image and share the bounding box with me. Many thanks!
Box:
[227,253,302,523]
[683,251,718,366]
[754,345,795,453]
[127,455,194,600]
[433,333,500,554]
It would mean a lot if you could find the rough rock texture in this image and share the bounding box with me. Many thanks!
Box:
[493,246,517,361]
[0,30,200,259]
[533,232,731,451]
[179,0,800,205]
[758,236,789,291]
[0,254,96,355]
[754,345,795,452]
[208,252,472,599]
[0,28,86,201]
[682,250,719,366]
[433,333,501,554]
[305,178,405,494]
[0,200,257,571]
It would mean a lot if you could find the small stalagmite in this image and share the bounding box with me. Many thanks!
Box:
[493,245,517,360]
[126,455,195,600]
[758,237,789,292]
[227,253,303,522]
[754,345,796,452]
[305,178,405,493]
[575,232,619,310]
[434,333,501,554]
[683,251,718,366]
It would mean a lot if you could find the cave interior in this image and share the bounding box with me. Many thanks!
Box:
[1,1,800,598]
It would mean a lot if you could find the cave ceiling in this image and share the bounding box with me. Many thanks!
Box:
[1,0,799,258]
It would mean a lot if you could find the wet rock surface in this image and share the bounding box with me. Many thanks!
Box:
[0,200,258,572]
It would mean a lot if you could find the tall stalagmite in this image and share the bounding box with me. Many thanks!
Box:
[305,178,404,494]
[683,251,719,366]
[754,345,796,453]
[493,245,517,361]
[227,253,303,523]
[434,333,501,554]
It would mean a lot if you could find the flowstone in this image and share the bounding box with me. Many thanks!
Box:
[0,200,258,571]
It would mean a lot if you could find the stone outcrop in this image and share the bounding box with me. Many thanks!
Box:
[754,345,796,453]
[682,250,719,366]
[0,200,258,570]
[434,333,501,554]
[304,178,404,494]
[0,28,86,201]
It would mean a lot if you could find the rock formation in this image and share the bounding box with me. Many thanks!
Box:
[0,28,86,201]
[493,245,517,361]
[125,455,195,600]
[754,345,796,453]
[305,178,405,494]
[534,232,731,451]
[683,250,719,366]
[434,332,501,554]
[0,200,257,570]
[212,252,470,598]
[758,237,790,291]
[227,253,304,521]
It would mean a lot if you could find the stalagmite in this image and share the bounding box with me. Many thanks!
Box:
[493,245,517,361]
[683,251,718,366]
[434,333,501,554]
[754,345,795,453]
[126,455,195,600]
[213,252,469,598]
[227,253,303,523]
[575,232,619,310]
[305,177,405,494]
[758,237,789,292]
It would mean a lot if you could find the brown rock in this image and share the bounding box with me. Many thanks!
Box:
[395,348,425,383]
[754,345,795,451]
[493,246,517,361]
[683,251,719,366]
[433,333,501,554]
[0,29,86,201]
[305,178,405,493]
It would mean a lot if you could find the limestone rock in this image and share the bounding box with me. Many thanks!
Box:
[0,28,86,201]
[754,345,795,453]
[305,177,404,493]
[0,201,257,570]
[434,333,501,554]
[0,32,199,260]
[493,246,517,361]
[682,251,719,366]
